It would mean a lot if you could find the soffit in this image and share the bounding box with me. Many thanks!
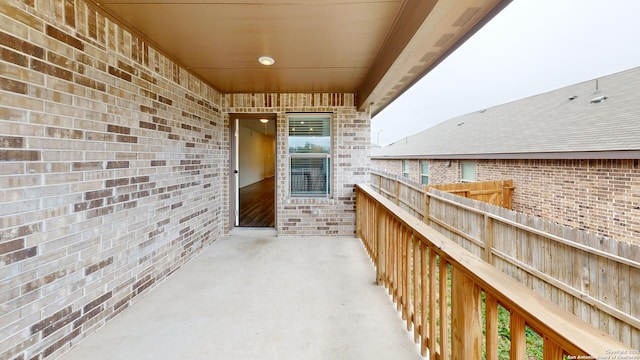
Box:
[94,0,510,114]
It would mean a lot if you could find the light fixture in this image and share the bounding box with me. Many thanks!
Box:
[260,118,269,124]
[258,56,275,66]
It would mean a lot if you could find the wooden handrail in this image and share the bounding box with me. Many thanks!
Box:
[356,183,631,358]
[372,170,640,347]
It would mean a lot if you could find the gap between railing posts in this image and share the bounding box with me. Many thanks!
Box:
[355,183,632,359]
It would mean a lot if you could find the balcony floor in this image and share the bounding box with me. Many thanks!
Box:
[59,230,422,360]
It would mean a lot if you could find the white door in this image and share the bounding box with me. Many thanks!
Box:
[234,118,239,226]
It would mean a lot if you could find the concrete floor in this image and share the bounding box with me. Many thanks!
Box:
[59,230,423,360]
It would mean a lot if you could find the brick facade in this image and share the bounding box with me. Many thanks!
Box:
[0,0,372,358]
[372,158,640,245]
[227,93,370,236]
[0,0,228,358]
[373,159,464,185]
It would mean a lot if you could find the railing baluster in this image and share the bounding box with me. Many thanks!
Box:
[376,203,385,285]
[394,221,399,304]
[413,235,420,342]
[510,312,526,359]
[420,242,428,356]
[428,247,437,360]
[485,294,499,360]
[451,267,482,359]
[387,220,398,301]
[440,258,449,360]
[402,227,409,323]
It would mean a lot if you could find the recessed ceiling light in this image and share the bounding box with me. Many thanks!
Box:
[258,56,275,66]
[259,118,269,123]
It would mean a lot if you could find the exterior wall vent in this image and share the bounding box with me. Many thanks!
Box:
[590,95,608,104]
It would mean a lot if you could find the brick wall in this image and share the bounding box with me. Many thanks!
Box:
[371,158,640,245]
[479,159,640,245]
[227,93,370,236]
[372,159,461,185]
[0,0,227,359]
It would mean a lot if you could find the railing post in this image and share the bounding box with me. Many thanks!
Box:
[355,187,361,239]
[376,203,386,285]
[483,214,493,264]
[424,190,431,225]
[451,267,482,360]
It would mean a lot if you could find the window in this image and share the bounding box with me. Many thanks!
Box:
[288,114,331,197]
[403,160,409,178]
[461,161,476,182]
[420,161,429,185]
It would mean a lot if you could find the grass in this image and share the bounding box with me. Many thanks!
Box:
[481,293,544,360]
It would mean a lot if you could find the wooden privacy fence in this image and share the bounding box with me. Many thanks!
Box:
[426,179,514,210]
[355,184,631,359]
[427,189,640,349]
[369,171,640,348]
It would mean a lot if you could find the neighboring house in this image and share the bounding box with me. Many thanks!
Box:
[372,67,640,245]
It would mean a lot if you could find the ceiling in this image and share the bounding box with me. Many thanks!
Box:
[93,0,510,115]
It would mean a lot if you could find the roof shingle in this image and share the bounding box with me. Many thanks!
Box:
[372,67,640,159]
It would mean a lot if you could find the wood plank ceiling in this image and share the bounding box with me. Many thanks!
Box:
[93,0,510,115]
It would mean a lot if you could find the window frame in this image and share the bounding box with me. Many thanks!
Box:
[287,113,333,198]
[461,160,476,183]
[420,160,429,185]
[402,160,409,178]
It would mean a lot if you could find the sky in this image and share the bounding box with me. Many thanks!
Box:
[371,0,640,146]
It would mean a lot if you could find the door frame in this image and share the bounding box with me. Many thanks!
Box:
[228,113,277,230]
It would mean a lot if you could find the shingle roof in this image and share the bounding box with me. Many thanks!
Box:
[372,66,640,159]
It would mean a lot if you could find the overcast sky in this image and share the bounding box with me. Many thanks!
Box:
[371,0,640,146]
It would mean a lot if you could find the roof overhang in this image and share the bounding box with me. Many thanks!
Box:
[372,150,640,160]
[91,0,510,115]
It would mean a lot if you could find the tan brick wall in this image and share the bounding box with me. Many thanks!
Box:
[372,159,462,185]
[227,93,371,236]
[0,0,227,358]
[371,159,403,177]
[478,159,640,245]
[372,158,640,245]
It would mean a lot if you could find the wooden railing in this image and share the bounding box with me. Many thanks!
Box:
[370,171,640,348]
[371,171,428,221]
[356,184,632,359]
